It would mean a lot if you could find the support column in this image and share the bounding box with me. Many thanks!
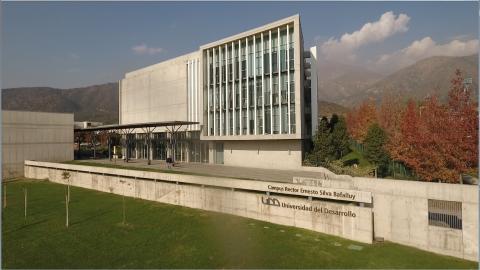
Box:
[246,37,249,135]
[253,35,257,135]
[278,27,282,134]
[219,47,223,136]
[232,41,236,135]
[261,32,265,134]
[207,49,211,136]
[239,40,243,135]
[225,44,229,136]
[269,30,273,133]
[213,48,217,136]
[287,25,291,134]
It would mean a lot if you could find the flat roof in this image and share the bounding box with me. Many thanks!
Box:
[199,14,299,50]
[74,121,199,132]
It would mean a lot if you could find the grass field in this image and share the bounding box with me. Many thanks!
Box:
[2,180,478,269]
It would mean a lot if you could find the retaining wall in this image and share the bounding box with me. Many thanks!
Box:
[24,161,373,244]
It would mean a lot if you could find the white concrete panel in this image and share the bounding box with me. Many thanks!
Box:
[2,111,73,178]
[223,139,302,170]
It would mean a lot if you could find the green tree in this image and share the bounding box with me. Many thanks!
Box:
[306,117,335,165]
[329,114,339,132]
[331,116,351,159]
[364,123,390,176]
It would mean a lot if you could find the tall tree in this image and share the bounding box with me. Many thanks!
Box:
[364,123,390,176]
[377,94,404,159]
[346,99,377,142]
[331,116,351,159]
[306,117,335,165]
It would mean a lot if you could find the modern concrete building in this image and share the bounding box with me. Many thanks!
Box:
[119,15,318,170]
[2,110,74,178]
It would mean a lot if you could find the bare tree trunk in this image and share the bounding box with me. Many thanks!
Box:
[68,182,71,203]
[122,193,126,225]
[65,189,69,228]
[24,188,27,223]
[3,183,6,209]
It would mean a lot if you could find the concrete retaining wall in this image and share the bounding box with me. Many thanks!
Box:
[24,160,372,244]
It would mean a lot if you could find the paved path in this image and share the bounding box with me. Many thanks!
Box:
[80,159,331,183]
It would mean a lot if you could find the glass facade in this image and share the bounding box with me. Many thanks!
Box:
[204,23,295,137]
[133,131,209,163]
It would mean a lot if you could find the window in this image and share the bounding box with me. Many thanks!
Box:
[290,104,296,134]
[428,199,462,230]
[273,106,279,134]
[256,79,262,106]
[272,33,278,73]
[248,40,254,77]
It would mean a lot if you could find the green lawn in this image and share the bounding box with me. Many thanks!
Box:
[2,180,477,269]
[341,148,372,168]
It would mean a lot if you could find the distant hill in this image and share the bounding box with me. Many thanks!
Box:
[317,60,383,106]
[2,82,118,124]
[318,100,350,118]
[346,54,478,107]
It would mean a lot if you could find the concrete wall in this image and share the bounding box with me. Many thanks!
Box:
[24,161,372,244]
[2,111,73,178]
[293,176,478,261]
[223,140,302,170]
[120,51,200,125]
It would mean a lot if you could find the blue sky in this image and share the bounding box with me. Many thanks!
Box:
[2,1,478,89]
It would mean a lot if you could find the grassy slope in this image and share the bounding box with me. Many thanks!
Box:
[3,180,477,269]
[341,148,372,167]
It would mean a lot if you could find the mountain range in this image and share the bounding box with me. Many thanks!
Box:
[318,54,478,108]
[2,54,477,123]
[2,83,118,124]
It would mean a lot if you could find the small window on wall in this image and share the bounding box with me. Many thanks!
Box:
[428,199,462,230]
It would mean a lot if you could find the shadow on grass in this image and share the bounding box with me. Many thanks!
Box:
[5,219,50,234]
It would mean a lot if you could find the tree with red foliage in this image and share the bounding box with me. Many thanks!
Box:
[377,94,404,160]
[445,70,478,175]
[346,98,377,142]
[395,70,478,183]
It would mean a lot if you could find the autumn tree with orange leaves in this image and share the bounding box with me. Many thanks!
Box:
[346,98,377,142]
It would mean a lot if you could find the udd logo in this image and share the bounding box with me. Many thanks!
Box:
[261,196,281,207]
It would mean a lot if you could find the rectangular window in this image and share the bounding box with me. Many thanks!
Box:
[263,35,270,74]
[428,199,462,230]
[242,113,247,135]
[248,80,254,107]
[256,79,262,107]
[235,110,240,135]
[248,40,254,77]
[264,78,271,106]
[273,106,279,134]
[265,107,271,134]
[242,81,247,108]
[282,104,288,134]
[290,71,295,104]
[290,103,296,134]
[272,32,278,73]
[249,109,254,135]
[257,109,263,134]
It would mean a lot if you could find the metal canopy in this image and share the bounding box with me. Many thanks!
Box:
[74,121,199,132]
[74,120,199,164]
